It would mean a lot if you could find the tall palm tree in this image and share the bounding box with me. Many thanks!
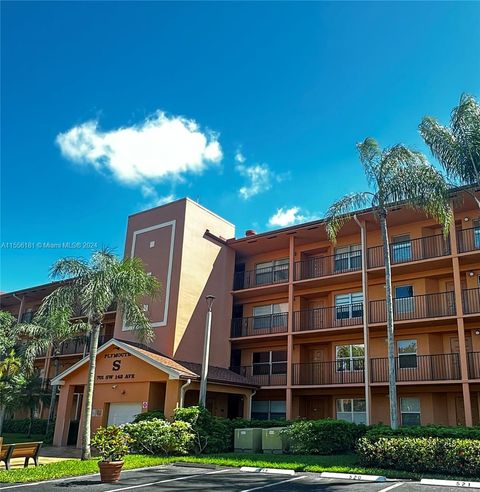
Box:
[22,308,88,437]
[325,138,453,429]
[36,249,160,460]
[419,93,480,198]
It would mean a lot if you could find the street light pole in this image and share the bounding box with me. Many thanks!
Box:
[199,295,215,408]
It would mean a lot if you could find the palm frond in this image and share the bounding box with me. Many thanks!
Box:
[324,191,374,242]
[357,138,382,188]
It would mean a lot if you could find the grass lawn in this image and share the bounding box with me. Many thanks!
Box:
[0,452,476,484]
[1,434,45,444]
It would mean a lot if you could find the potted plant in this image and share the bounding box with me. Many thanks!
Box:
[91,425,132,483]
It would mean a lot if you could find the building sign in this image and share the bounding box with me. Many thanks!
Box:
[96,350,136,381]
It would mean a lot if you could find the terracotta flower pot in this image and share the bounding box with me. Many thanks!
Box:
[98,460,124,483]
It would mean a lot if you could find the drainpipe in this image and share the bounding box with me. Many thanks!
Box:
[179,379,192,408]
[247,389,257,420]
[354,214,371,426]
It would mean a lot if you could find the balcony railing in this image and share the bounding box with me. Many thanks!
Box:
[293,303,363,332]
[233,265,289,290]
[462,288,480,314]
[58,334,112,356]
[369,291,456,323]
[231,313,288,338]
[457,227,480,253]
[467,352,480,379]
[371,353,461,382]
[294,252,361,281]
[367,234,451,269]
[230,366,287,386]
[293,361,365,385]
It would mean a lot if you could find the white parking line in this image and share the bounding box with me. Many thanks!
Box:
[240,475,306,492]
[379,483,404,492]
[109,469,228,492]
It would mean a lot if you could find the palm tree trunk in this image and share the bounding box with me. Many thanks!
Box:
[379,210,399,429]
[45,356,60,437]
[28,407,34,438]
[81,323,100,460]
[0,404,5,436]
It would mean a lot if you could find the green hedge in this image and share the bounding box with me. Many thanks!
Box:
[365,424,480,440]
[281,419,367,455]
[132,410,165,423]
[357,436,480,477]
[2,419,48,435]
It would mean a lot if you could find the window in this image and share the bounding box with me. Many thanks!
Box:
[21,309,34,323]
[334,245,361,272]
[400,397,421,425]
[392,234,412,263]
[252,303,288,330]
[395,285,414,314]
[251,400,286,420]
[474,219,480,249]
[398,339,417,369]
[255,258,289,285]
[252,350,287,376]
[335,292,363,320]
[336,398,366,424]
[336,344,364,371]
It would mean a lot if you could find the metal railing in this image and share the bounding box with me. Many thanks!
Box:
[231,313,288,338]
[462,288,480,314]
[230,366,287,386]
[370,353,461,382]
[58,334,112,355]
[367,234,450,269]
[233,265,289,290]
[457,227,480,253]
[467,352,480,380]
[293,303,363,332]
[294,252,362,281]
[369,291,456,323]
[293,360,365,385]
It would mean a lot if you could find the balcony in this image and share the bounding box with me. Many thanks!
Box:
[293,303,363,332]
[367,234,450,269]
[231,313,288,338]
[230,366,287,386]
[369,291,455,324]
[233,265,289,291]
[57,334,112,356]
[462,288,480,315]
[294,252,361,281]
[371,353,461,382]
[467,352,480,379]
[457,227,480,253]
[293,361,365,385]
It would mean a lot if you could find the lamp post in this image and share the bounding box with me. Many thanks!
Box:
[199,295,215,408]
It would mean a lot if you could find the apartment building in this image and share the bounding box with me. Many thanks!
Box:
[1,189,479,448]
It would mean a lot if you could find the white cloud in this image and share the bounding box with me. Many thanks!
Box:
[267,206,318,228]
[235,151,245,164]
[141,185,176,207]
[56,112,223,186]
[237,163,273,199]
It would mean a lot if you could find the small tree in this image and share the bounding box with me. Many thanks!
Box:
[37,249,160,460]
[325,138,453,429]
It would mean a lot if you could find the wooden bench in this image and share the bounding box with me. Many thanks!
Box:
[0,441,43,470]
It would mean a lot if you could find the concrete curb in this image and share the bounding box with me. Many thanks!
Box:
[320,472,386,482]
[240,466,296,476]
[421,478,480,489]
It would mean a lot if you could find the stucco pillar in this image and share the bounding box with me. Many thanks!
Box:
[164,379,181,419]
[286,234,295,420]
[53,383,74,447]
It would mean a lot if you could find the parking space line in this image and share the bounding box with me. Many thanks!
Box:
[240,475,306,492]
[109,469,228,492]
[379,483,404,492]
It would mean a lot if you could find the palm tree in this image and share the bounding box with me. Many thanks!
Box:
[419,94,480,198]
[325,138,453,429]
[36,249,160,460]
[22,308,88,437]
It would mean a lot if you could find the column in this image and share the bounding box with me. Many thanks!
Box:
[164,379,181,419]
[53,383,74,447]
[286,234,295,419]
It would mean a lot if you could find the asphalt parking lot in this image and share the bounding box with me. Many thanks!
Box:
[0,465,478,492]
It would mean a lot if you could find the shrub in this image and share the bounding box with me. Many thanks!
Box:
[282,419,366,455]
[3,418,48,434]
[365,424,480,440]
[230,418,292,429]
[124,418,194,456]
[91,426,132,462]
[132,410,165,423]
[357,436,480,477]
[173,406,231,454]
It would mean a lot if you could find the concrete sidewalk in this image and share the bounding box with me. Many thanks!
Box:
[0,446,80,471]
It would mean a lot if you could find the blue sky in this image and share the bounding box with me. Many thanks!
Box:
[1,1,479,292]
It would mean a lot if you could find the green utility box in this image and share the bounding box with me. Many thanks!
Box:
[262,427,288,454]
[234,428,263,453]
